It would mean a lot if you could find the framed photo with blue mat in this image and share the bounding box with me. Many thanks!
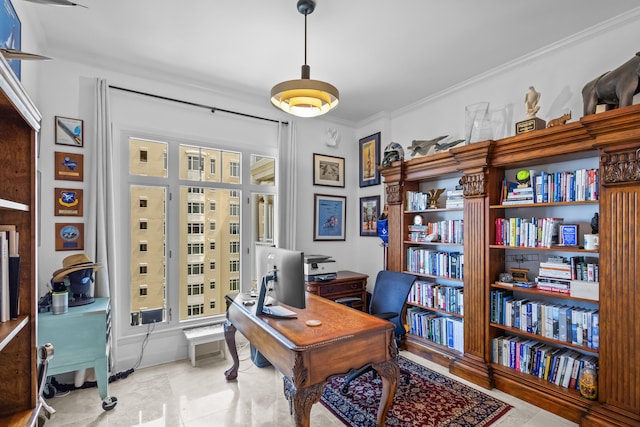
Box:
[359,132,380,187]
[314,194,346,241]
[0,0,21,79]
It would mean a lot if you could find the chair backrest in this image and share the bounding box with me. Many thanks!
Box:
[369,270,416,337]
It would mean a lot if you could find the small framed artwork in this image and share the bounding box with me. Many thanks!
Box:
[360,195,380,236]
[314,194,346,241]
[559,224,578,246]
[55,222,84,251]
[54,151,84,181]
[359,132,381,187]
[54,188,83,216]
[313,153,345,187]
[0,0,21,79]
[55,116,84,147]
[509,267,529,282]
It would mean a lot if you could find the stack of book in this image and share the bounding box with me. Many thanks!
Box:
[445,189,464,208]
[536,257,571,294]
[503,185,534,205]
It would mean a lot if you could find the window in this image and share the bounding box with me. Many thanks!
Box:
[125,136,276,329]
[230,161,240,178]
[188,263,204,275]
[187,243,204,255]
[188,283,204,296]
[229,223,239,235]
[188,223,204,234]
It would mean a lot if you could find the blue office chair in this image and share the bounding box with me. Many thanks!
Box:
[336,270,416,395]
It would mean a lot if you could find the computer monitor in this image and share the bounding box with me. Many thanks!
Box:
[255,246,306,310]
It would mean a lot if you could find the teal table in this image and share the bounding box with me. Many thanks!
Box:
[38,297,117,410]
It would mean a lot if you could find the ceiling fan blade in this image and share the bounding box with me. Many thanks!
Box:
[22,0,87,7]
[0,48,51,60]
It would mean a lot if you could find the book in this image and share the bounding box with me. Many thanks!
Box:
[0,234,8,322]
[8,256,20,319]
[0,225,18,256]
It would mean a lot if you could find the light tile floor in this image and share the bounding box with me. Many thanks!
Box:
[41,341,578,427]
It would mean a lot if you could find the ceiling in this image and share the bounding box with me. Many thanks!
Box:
[20,0,640,123]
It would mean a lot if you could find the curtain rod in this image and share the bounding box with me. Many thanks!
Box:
[109,85,288,126]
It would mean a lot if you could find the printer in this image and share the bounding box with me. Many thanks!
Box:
[304,254,337,282]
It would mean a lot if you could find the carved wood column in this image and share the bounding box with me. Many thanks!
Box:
[582,143,640,427]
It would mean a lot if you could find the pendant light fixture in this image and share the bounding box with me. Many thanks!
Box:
[270,0,339,118]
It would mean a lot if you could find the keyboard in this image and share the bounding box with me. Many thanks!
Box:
[263,305,297,319]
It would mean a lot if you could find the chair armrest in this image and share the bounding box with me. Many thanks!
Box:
[334,297,362,307]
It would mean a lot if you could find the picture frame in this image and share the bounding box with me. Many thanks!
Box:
[54,151,84,181]
[509,267,529,282]
[55,116,84,147]
[313,153,345,187]
[314,194,346,241]
[55,222,84,251]
[360,195,380,236]
[0,0,21,79]
[54,187,83,216]
[359,132,381,187]
[559,224,578,246]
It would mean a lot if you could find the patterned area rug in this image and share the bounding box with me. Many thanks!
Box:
[320,356,512,427]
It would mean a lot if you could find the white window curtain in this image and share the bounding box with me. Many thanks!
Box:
[277,120,297,249]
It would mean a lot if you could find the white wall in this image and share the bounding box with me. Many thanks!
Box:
[14,4,640,369]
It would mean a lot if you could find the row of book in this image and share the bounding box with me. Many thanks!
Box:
[495,216,562,248]
[407,280,464,315]
[539,257,598,283]
[406,248,464,279]
[490,289,599,349]
[0,225,21,322]
[500,168,599,205]
[406,191,433,211]
[492,336,598,390]
[407,306,464,353]
[407,219,463,243]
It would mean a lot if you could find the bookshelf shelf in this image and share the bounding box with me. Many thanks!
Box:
[491,282,598,302]
[490,200,599,209]
[403,271,464,283]
[0,315,28,351]
[489,245,598,253]
[405,207,464,214]
[0,199,29,212]
[490,323,599,355]
[404,240,463,247]
[407,302,463,319]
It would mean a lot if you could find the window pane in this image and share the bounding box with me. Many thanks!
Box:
[222,151,241,184]
[180,186,241,320]
[130,138,168,178]
[250,155,275,186]
[130,185,166,325]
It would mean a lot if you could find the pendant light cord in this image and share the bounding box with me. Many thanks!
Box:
[304,12,308,66]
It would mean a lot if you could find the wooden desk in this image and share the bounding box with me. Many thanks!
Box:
[224,293,399,427]
[305,270,368,311]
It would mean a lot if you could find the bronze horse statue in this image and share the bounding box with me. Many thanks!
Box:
[582,52,640,116]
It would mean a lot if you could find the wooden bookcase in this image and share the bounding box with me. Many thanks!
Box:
[0,56,42,426]
[381,105,640,426]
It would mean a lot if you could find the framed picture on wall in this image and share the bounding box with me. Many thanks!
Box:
[313,153,345,187]
[54,188,83,216]
[0,0,21,79]
[55,116,84,147]
[360,195,380,236]
[314,194,346,241]
[55,222,84,251]
[359,132,381,187]
[54,151,84,181]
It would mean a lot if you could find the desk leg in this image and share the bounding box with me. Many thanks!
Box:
[283,377,325,427]
[372,359,399,426]
[223,320,239,380]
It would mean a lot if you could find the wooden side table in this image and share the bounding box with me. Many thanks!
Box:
[305,270,368,311]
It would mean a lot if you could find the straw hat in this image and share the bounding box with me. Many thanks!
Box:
[51,253,103,283]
